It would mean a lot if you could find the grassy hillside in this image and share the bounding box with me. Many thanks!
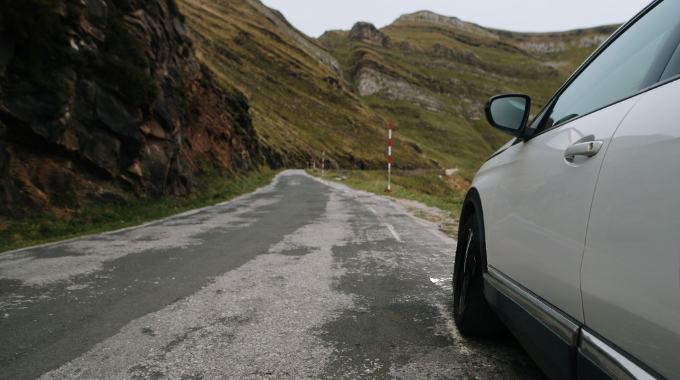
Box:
[0,168,277,252]
[176,1,618,180]
[176,0,429,170]
[320,13,618,180]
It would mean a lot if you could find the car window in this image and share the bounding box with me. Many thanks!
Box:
[541,0,680,131]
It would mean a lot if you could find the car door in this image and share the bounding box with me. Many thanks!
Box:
[486,0,680,323]
[581,78,680,379]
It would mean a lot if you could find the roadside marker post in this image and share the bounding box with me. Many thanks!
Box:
[322,150,325,176]
[388,121,392,195]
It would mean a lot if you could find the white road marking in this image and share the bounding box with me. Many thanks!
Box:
[384,223,402,242]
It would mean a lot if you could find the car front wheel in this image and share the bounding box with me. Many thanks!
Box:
[452,213,505,337]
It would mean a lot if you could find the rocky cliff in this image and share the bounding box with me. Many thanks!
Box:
[0,0,262,213]
[349,22,392,47]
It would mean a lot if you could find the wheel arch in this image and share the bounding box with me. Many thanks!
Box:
[459,188,490,272]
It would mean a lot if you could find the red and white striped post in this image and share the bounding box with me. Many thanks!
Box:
[322,150,325,176]
[387,121,392,194]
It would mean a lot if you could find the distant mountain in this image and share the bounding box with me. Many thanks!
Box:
[179,0,617,180]
[176,0,428,171]
[319,11,618,178]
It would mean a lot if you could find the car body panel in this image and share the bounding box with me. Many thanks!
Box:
[484,267,580,380]
[484,95,642,323]
[470,139,514,241]
[581,78,680,379]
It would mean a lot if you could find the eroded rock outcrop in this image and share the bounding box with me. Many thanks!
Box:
[432,44,482,66]
[349,22,392,47]
[579,35,609,48]
[355,66,440,112]
[0,0,261,212]
[397,11,499,40]
[520,41,566,54]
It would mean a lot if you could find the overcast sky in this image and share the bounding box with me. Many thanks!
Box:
[260,0,654,38]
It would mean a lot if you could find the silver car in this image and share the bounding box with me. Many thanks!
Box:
[453,0,680,379]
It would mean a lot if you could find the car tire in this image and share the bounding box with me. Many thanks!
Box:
[452,213,505,337]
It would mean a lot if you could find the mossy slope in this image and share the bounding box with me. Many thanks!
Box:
[320,13,618,179]
[177,0,429,170]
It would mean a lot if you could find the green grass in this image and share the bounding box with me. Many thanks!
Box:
[0,168,278,253]
[175,0,615,187]
[177,0,428,169]
[308,169,466,222]
[317,17,612,178]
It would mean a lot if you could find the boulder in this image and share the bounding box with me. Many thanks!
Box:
[172,17,187,42]
[2,82,70,141]
[349,22,392,47]
[83,128,121,176]
[141,141,171,199]
[432,44,482,66]
[86,0,108,31]
[153,96,176,132]
[166,156,194,198]
[95,88,142,142]
[45,167,74,205]
[399,41,412,51]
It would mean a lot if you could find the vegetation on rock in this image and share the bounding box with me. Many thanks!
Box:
[0,0,620,249]
[0,0,268,250]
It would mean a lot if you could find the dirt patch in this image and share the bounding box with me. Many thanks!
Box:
[389,197,458,237]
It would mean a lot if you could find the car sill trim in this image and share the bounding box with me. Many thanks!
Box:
[485,267,663,380]
[485,266,580,345]
[580,330,660,380]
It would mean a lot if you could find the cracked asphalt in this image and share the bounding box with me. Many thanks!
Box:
[0,170,546,379]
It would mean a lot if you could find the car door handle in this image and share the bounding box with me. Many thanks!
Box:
[564,141,603,161]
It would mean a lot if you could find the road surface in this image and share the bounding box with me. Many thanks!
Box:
[0,170,545,379]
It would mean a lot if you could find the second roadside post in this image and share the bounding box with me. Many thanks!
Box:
[388,121,392,195]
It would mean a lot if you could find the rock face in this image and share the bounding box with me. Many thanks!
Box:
[579,35,609,48]
[349,22,392,47]
[355,65,440,112]
[397,12,499,40]
[520,41,566,54]
[432,44,482,66]
[0,0,261,212]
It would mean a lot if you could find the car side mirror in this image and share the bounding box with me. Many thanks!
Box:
[485,94,531,138]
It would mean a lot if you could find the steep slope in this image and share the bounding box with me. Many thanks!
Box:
[176,0,429,170]
[320,12,618,179]
[0,0,263,213]
[0,0,620,216]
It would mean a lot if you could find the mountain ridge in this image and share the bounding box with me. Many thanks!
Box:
[317,7,617,177]
[0,0,619,217]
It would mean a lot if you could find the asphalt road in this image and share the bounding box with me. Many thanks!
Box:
[0,170,546,379]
